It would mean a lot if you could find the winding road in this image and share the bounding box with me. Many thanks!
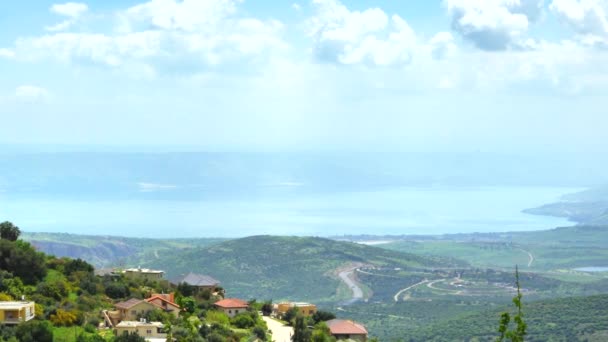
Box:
[393,279,430,302]
[338,267,364,305]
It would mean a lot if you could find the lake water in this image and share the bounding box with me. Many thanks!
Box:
[574,267,608,272]
[0,186,576,238]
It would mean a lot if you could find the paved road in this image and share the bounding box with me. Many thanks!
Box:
[263,316,293,342]
[338,268,364,305]
[393,279,429,302]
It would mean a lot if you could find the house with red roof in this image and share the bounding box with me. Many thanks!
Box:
[326,319,368,342]
[146,294,180,318]
[214,298,249,318]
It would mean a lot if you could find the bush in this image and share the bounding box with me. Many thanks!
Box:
[232,313,255,328]
[15,320,53,342]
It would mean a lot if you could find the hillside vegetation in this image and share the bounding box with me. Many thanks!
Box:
[138,235,446,303]
[23,232,226,267]
[404,294,608,341]
[524,185,608,225]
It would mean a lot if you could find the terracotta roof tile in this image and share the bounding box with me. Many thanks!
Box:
[214,298,249,309]
[326,319,368,335]
[115,298,145,310]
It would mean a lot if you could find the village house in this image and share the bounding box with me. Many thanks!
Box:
[115,320,166,340]
[106,295,180,326]
[214,298,249,318]
[0,301,35,324]
[123,267,164,281]
[275,302,317,317]
[326,319,368,342]
[173,272,221,294]
[146,294,181,318]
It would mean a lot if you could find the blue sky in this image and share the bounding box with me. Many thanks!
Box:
[0,0,607,155]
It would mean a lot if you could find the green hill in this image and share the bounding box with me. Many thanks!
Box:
[138,235,446,303]
[524,185,608,225]
[23,232,226,267]
[403,294,608,341]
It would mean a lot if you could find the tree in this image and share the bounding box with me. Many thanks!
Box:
[312,310,336,324]
[0,222,20,242]
[114,331,147,342]
[15,320,53,342]
[283,306,299,324]
[292,315,311,342]
[0,239,47,284]
[497,266,527,342]
[261,301,273,316]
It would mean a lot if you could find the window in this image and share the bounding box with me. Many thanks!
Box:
[146,329,152,335]
[131,310,136,315]
[235,310,239,314]
[228,310,232,314]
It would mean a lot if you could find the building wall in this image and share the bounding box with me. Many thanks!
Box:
[0,303,35,324]
[221,307,246,318]
[115,325,166,339]
[334,334,366,342]
[122,302,157,321]
[124,271,163,281]
[277,303,317,317]
[146,298,180,318]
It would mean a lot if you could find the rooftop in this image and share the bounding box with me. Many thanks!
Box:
[176,272,220,287]
[115,321,163,328]
[326,319,368,335]
[0,301,34,310]
[124,268,164,274]
[115,298,145,310]
[214,298,249,309]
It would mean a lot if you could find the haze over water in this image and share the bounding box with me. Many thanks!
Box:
[0,186,576,238]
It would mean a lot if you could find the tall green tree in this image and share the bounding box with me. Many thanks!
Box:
[0,222,20,242]
[497,266,527,342]
[292,315,311,342]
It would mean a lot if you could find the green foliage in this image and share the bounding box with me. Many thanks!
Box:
[497,267,527,342]
[0,239,47,284]
[261,301,273,316]
[137,236,440,302]
[15,320,53,342]
[292,315,311,342]
[312,310,336,324]
[282,306,299,324]
[114,331,147,342]
[50,308,79,326]
[311,322,335,342]
[232,313,255,328]
[0,222,21,242]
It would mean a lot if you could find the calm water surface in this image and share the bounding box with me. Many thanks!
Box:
[0,186,577,237]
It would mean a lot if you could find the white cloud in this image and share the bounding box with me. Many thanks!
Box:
[0,48,15,59]
[10,0,286,73]
[445,0,544,51]
[15,85,50,102]
[429,31,457,59]
[292,3,302,11]
[46,2,89,31]
[550,0,608,47]
[50,2,89,18]
[308,0,417,66]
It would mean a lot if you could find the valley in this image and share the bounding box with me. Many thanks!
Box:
[24,225,608,341]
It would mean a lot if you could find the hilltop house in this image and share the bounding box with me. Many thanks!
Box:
[106,295,180,326]
[174,272,221,293]
[115,320,166,340]
[0,301,35,324]
[275,302,317,317]
[214,298,248,318]
[123,267,164,281]
[326,319,368,342]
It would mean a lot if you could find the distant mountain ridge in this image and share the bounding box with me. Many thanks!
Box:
[136,235,446,303]
[524,185,608,225]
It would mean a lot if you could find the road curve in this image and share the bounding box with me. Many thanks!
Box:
[338,268,364,305]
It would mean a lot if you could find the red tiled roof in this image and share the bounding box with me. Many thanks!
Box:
[214,298,249,309]
[326,319,368,335]
[115,298,145,310]
[146,295,180,309]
